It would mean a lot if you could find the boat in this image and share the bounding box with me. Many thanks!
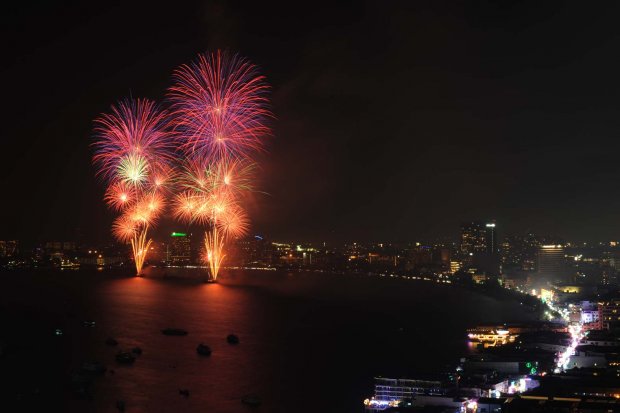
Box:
[115,352,136,364]
[162,328,188,336]
[241,394,261,407]
[227,334,240,344]
[196,343,212,356]
[82,320,96,328]
[131,346,142,355]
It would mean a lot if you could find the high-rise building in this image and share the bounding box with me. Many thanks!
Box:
[461,220,499,275]
[460,221,487,256]
[537,245,566,282]
[169,232,191,264]
[485,221,498,255]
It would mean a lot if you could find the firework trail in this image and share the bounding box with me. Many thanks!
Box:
[93,99,173,275]
[169,51,271,281]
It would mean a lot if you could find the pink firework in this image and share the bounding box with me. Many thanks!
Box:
[150,163,176,192]
[93,98,174,182]
[168,50,271,162]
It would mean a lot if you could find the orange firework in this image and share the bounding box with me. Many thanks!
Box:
[105,181,136,211]
[113,214,138,242]
[217,204,250,239]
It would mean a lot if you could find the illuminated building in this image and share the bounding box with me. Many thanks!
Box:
[236,235,273,266]
[501,233,540,271]
[461,220,500,275]
[485,221,498,255]
[598,300,620,330]
[460,221,487,256]
[537,245,566,282]
[467,328,517,347]
[44,241,76,253]
[471,272,487,284]
[363,377,445,412]
[450,260,461,274]
[169,232,191,264]
[0,240,18,257]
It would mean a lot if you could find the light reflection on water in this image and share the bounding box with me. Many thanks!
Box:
[0,268,535,412]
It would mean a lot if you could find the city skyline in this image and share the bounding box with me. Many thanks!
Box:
[5,3,620,412]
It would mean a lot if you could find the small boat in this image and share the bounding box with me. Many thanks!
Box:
[162,328,188,336]
[131,346,143,355]
[106,337,118,346]
[227,334,240,344]
[196,343,212,356]
[115,352,136,364]
[82,320,96,327]
[241,394,261,407]
[179,389,190,397]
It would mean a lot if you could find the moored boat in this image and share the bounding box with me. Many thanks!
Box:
[196,343,212,356]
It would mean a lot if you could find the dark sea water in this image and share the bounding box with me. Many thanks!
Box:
[0,268,535,412]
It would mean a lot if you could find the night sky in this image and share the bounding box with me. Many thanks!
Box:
[3,1,620,245]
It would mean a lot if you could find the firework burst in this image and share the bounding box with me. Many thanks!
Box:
[169,51,271,281]
[93,98,173,275]
[104,181,136,211]
[168,50,271,162]
[93,99,174,182]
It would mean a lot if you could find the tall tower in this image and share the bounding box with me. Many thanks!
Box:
[485,221,498,255]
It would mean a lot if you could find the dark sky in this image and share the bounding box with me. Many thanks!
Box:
[3,0,620,245]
